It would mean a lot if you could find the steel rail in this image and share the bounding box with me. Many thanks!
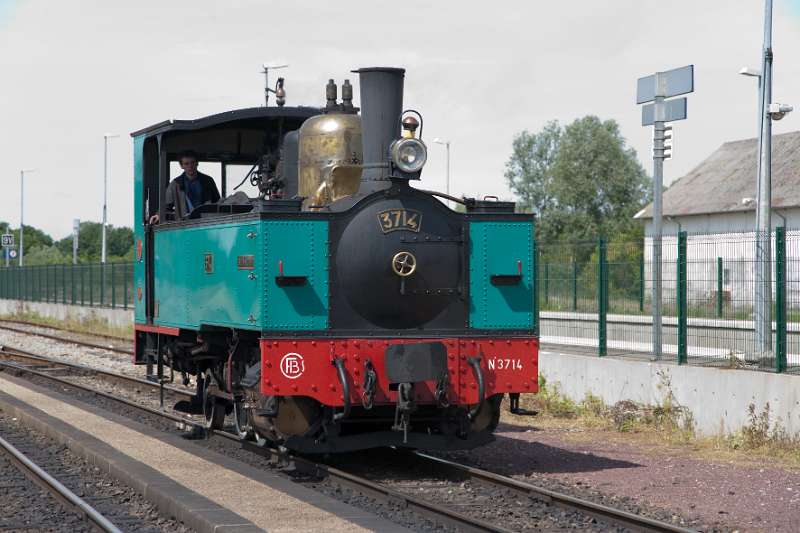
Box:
[243,440,512,533]
[0,346,191,399]
[0,347,694,533]
[413,452,697,533]
[0,355,509,532]
[0,323,132,356]
[0,318,129,342]
[0,434,123,533]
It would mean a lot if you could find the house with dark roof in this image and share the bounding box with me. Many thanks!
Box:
[635,131,800,233]
[634,131,800,311]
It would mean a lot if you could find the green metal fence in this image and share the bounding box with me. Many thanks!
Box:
[0,262,134,309]
[538,229,800,374]
[2,230,800,375]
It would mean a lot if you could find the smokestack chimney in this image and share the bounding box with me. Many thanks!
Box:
[352,67,405,193]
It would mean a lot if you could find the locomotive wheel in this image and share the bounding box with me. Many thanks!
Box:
[203,380,226,430]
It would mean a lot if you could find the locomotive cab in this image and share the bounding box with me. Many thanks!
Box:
[132,67,538,453]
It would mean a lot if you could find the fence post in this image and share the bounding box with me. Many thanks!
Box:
[532,237,539,337]
[677,231,687,365]
[571,259,578,311]
[639,253,645,313]
[111,262,116,309]
[598,236,607,357]
[62,263,66,303]
[100,263,105,307]
[543,263,549,306]
[716,257,723,318]
[71,263,76,305]
[775,226,787,373]
[124,262,129,309]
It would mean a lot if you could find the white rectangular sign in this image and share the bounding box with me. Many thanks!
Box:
[636,65,694,104]
[641,98,687,126]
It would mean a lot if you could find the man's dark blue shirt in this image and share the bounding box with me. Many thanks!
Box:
[184,176,203,211]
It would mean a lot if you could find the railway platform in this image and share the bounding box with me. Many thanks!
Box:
[0,372,410,533]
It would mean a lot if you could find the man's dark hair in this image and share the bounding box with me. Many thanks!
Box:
[178,150,199,163]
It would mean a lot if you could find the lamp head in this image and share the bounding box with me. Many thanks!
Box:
[738,66,762,78]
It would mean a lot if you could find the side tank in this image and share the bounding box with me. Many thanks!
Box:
[298,79,363,210]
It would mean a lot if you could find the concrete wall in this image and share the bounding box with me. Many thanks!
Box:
[540,349,800,436]
[0,299,133,329]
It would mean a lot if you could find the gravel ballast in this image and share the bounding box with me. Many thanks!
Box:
[0,412,193,533]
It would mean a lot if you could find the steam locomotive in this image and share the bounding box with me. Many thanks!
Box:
[132,67,538,452]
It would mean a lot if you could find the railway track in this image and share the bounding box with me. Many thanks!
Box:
[0,320,133,355]
[0,432,123,533]
[0,340,697,533]
[0,318,130,342]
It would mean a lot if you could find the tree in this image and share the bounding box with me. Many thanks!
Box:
[505,116,651,243]
[0,221,54,257]
[54,222,133,263]
[24,245,69,266]
[504,121,561,217]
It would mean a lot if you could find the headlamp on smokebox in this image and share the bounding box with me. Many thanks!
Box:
[390,110,427,178]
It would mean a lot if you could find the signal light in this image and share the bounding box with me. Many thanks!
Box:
[663,125,673,160]
[653,125,674,160]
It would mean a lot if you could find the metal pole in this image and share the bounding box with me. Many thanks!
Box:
[4,223,8,267]
[102,137,108,264]
[717,257,724,318]
[651,72,666,359]
[755,0,773,354]
[572,259,578,312]
[775,226,786,372]
[598,237,608,357]
[73,218,79,265]
[677,231,688,364]
[19,170,24,267]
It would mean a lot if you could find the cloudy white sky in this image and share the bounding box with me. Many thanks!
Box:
[1,0,799,238]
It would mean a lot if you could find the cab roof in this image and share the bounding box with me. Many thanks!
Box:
[130,106,321,138]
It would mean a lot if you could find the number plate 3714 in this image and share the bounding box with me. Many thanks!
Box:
[377,209,422,233]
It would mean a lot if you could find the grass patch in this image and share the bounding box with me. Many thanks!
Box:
[712,403,800,463]
[0,309,132,339]
[512,372,800,467]
[517,372,696,442]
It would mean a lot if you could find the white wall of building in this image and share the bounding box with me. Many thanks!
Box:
[639,209,800,310]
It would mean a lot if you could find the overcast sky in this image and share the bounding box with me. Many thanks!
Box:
[1,0,799,239]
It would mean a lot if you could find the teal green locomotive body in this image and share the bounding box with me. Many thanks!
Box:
[131,68,538,453]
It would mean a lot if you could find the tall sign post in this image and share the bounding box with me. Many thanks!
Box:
[637,65,694,359]
[72,219,80,265]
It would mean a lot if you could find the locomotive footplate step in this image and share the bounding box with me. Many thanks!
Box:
[0,373,411,533]
[508,392,538,416]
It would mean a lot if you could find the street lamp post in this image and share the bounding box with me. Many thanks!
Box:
[739,67,763,137]
[432,138,451,205]
[102,133,119,264]
[750,0,794,355]
[19,168,36,267]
